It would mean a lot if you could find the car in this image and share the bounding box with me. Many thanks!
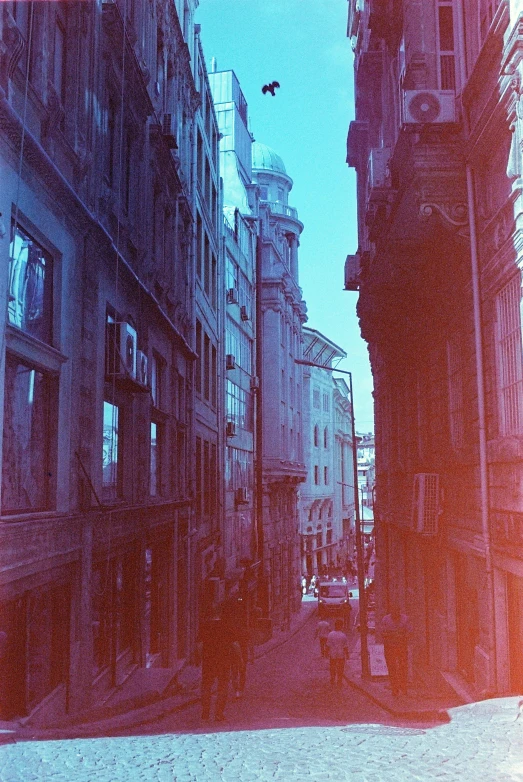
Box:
[317,579,352,620]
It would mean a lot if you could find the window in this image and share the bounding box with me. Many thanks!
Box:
[102,400,122,498]
[2,356,55,513]
[259,185,268,200]
[447,336,464,450]
[326,528,333,546]
[323,393,330,412]
[316,531,322,549]
[313,388,320,409]
[496,275,523,435]
[324,466,329,485]
[314,465,319,485]
[195,320,202,394]
[8,223,53,345]
[150,352,164,409]
[324,427,329,449]
[53,7,67,107]
[204,334,210,401]
[437,1,456,90]
[313,425,319,447]
[150,421,160,496]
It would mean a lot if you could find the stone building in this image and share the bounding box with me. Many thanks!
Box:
[346,0,523,696]
[299,327,352,577]
[208,67,260,608]
[192,33,224,616]
[251,141,307,628]
[0,0,202,724]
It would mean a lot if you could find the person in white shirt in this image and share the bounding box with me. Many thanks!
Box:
[326,618,349,686]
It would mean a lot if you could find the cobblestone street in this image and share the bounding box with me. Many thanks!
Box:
[2,603,523,780]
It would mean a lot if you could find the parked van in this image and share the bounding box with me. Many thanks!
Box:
[317,579,352,620]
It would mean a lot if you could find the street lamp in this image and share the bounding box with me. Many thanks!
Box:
[295,359,370,679]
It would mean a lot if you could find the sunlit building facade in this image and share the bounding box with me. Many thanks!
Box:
[252,141,308,628]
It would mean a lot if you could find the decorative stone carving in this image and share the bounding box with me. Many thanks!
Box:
[419,200,468,233]
[0,6,25,94]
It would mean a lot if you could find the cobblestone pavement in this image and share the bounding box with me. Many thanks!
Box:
[2,606,523,780]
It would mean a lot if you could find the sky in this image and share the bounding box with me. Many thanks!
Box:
[195,0,374,433]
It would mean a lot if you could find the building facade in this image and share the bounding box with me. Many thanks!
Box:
[299,328,351,577]
[0,0,203,724]
[208,67,259,608]
[347,0,523,696]
[252,141,307,629]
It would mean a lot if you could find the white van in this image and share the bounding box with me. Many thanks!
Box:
[318,579,352,621]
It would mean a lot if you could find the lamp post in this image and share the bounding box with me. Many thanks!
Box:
[295,358,370,678]
[348,371,370,679]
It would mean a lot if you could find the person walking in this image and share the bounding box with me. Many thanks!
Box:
[326,618,349,687]
[314,618,331,658]
[379,604,412,696]
[198,606,237,721]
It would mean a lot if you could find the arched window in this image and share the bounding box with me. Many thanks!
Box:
[314,425,319,447]
[324,427,328,448]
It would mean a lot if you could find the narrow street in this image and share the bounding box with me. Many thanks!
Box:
[2,604,523,780]
[145,601,388,734]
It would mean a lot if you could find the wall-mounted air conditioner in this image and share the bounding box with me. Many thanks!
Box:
[368,148,391,189]
[226,354,236,370]
[106,321,137,378]
[403,90,456,125]
[412,473,440,535]
[227,288,239,304]
[137,350,148,386]
[162,113,178,149]
[235,487,249,505]
[226,421,236,437]
[240,305,249,321]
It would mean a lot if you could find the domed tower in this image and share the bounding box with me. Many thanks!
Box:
[251,141,307,627]
[251,142,303,284]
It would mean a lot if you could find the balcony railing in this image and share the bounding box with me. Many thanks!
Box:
[264,201,299,220]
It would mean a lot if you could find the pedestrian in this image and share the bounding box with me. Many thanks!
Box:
[198,605,237,721]
[314,617,331,657]
[326,617,349,686]
[379,603,412,696]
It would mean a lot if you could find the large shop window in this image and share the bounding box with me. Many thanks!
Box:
[2,355,55,513]
[0,583,70,719]
[8,223,53,344]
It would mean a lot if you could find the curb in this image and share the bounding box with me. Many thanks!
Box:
[343,673,451,722]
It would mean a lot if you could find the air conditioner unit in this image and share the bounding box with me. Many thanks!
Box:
[250,376,260,390]
[403,90,456,125]
[226,353,236,370]
[368,148,391,189]
[240,305,250,321]
[161,113,178,149]
[412,473,440,535]
[227,287,239,304]
[344,253,361,291]
[106,321,137,378]
[235,487,249,505]
[137,350,148,386]
[226,420,236,437]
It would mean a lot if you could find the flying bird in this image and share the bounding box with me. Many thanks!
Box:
[262,81,280,96]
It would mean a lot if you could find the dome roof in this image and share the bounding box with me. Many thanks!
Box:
[252,141,287,175]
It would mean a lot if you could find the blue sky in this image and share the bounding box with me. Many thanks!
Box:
[196,0,374,432]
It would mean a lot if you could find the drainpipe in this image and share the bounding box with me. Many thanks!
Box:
[458,0,497,694]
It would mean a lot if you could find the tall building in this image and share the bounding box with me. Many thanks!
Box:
[0,0,200,724]
[252,141,308,628]
[346,0,523,696]
[208,67,260,611]
[192,33,224,620]
[299,327,352,577]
